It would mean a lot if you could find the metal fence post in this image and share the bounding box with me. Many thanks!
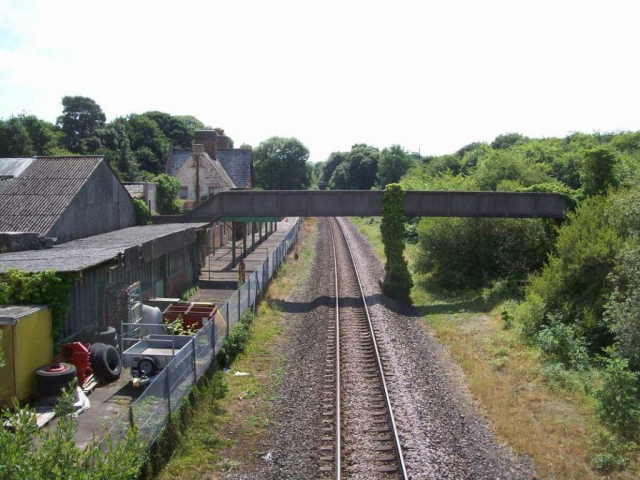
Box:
[238,289,241,319]
[192,338,197,383]
[128,405,135,429]
[224,302,229,339]
[248,276,251,309]
[165,368,172,417]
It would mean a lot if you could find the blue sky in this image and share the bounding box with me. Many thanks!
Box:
[0,0,639,162]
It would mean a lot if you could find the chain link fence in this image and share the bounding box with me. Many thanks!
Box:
[104,218,300,447]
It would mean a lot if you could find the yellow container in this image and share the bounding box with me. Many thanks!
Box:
[0,305,53,407]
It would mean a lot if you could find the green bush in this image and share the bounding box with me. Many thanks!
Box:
[132,197,151,225]
[415,216,554,290]
[217,311,255,368]
[538,315,590,370]
[0,389,144,479]
[607,246,640,370]
[589,428,637,472]
[154,173,183,214]
[595,350,640,439]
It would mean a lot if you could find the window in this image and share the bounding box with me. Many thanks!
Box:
[179,186,188,199]
[208,186,220,196]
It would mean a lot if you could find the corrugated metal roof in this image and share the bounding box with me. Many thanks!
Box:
[124,184,144,198]
[0,156,102,236]
[0,158,35,178]
[218,149,252,189]
[0,222,209,273]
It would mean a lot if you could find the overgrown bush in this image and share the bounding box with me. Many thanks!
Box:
[132,197,151,225]
[595,349,640,439]
[606,246,640,370]
[589,428,637,472]
[217,311,255,368]
[0,269,73,344]
[538,315,590,370]
[0,389,144,479]
[154,173,183,214]
[415,217,554,290]
[380,184,413,303]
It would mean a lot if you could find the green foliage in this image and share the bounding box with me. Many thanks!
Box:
[326,144,380,190]
[56,96,106,153]
[415,216,553,290]
[589,428,638,472]
[0,117,34,157]
[154,173,182,214]
[14,114,58,155]
[321,151,348,183]
[377,145,414,188]
[595,349,640,439]
[490,132,528,150]
[132,198,151,225]
[0,389,144,479]
[607,246,640,370]
[580,146,619,196]
[217,311,255,368]
[538,315,590,370]
[380,184,412,303]
[0,269,72,344]
[474,149,552,191]
[253,137,311,190]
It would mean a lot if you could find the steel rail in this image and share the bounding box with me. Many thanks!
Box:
[333,217,408,480]
[327,218,342,479]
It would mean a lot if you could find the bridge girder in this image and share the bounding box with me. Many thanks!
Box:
[153,190,566,224]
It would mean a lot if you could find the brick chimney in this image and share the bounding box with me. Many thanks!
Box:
[216,135,230,150]
[194,130,218,159]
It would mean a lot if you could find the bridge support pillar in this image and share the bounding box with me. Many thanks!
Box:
[251,222,255,251]
[242,225,247,259]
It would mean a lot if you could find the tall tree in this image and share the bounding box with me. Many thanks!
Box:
[581,146,619,196]
[142,111,193,148]
[322,151,348,183]
[377,145,413,188]
[0,117,34,157]
[253,137,311,190]
[345,144,380,189]
[56,96,106,153]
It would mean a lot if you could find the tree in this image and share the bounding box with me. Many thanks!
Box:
[377,145,413,188]
[581,146,619,196]
[491,132,528,150]
[345,144,379,189]
[0,118,34,157]
[15,114,58,155]
[328,162,350,190]
[142,111,193,148]
[321,151,348,183]
[154,173,182,214]
[253,137,311,190]
[124,114,169,174]
[56,96,106,153]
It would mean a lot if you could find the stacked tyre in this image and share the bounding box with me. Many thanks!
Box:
[87,326,118,347]
[36,363,77,398]
[90,343,122,382]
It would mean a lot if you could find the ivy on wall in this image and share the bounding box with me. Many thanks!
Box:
[0,269,73,344]
[380,184,413,303]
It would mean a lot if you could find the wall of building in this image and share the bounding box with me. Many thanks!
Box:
[174,151,232,207]
[48,162,136,244]
[62,238,201,340]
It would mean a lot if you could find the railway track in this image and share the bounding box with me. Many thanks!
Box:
[319,217,407,480]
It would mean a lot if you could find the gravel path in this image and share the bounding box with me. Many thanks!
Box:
[249,218,534,479]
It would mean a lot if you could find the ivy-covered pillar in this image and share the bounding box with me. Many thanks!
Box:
[380,184,413,304]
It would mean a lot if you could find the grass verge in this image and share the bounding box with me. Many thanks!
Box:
[349,216,639,480]
[153,218,318,479]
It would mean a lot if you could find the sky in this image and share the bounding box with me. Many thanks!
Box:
[0,0,639,163]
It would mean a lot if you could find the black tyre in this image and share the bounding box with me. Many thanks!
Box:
[35,363,77,397]
[37,377,78,398]
[92,344,122,382]
[91,326,117,347]
[35,362,77,385]
[137,356,157,377]
[89,342,107,369]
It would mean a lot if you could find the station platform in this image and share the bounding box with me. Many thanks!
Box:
[193,217,299,303]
